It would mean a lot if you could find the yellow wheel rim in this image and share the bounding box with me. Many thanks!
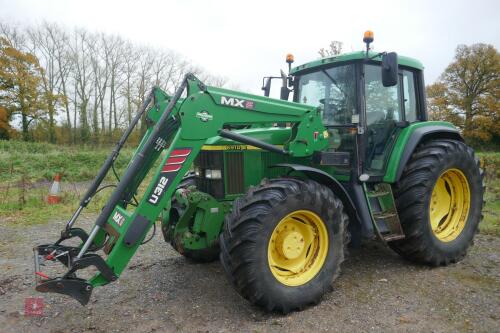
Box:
[267,210,329,286]
[429,168,471,242]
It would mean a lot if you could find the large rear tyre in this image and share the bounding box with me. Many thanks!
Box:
[163,173,219,263]
[220,178,348,313]
[390,140,484,266]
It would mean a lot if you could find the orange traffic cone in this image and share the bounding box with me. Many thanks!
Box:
[47,174,62,204]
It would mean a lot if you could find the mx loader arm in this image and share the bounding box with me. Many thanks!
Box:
[33,73,329,305]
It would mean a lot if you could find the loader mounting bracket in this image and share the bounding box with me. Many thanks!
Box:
[34,243,117,305]
[36,277,93,305]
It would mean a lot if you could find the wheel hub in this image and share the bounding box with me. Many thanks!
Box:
[276,230,304,259]
[429,168,470,242]
[268,210,329,286]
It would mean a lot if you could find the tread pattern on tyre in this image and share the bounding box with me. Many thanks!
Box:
[220,178,349,313]
[390,139,485,266]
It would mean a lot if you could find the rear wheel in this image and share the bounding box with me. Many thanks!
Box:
[390,140,484,266]
[220,178,348,313]
[162,173,219,263]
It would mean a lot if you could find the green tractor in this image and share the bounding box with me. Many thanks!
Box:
[34,32,484,313]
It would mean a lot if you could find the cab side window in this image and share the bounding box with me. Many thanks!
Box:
[364,64,402,172]
[365,65,401,125]
[402,70,418,122]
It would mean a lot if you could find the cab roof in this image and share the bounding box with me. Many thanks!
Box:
[290,51,424,75]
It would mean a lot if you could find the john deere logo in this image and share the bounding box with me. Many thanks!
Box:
[196,111,213,122]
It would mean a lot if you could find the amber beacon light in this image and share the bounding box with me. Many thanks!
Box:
[363,30,374,43]
[363,30,374,56]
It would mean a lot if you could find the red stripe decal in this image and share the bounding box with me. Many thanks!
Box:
[166,156,186,165]
[171,149,191,157]
[162,164,182,173]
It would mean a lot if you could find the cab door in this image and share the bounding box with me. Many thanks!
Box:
[362,64,404,177]
[362,64,421,177]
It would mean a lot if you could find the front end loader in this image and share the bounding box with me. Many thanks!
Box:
[34,32,484,313]
[34,73,330,305]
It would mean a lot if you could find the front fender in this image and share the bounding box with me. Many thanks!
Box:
[271,164,361,227]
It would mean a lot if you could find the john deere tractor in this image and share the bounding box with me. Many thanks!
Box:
[34,32,484,313]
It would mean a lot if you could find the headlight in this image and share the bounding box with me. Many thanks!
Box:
[205,169,222,179]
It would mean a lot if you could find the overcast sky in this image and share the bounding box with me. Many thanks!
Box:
[1,0,499,95]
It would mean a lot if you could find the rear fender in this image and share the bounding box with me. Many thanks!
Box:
[393,125,463,182]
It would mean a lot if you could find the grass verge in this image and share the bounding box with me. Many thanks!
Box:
[0,141,498,236]
[0,141,135,225]
[477,152,500,236]
[0,140,134,183]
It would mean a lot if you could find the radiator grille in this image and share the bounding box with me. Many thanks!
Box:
[196,178,224,199]
[195,151,224,169]
[225,152,244,194]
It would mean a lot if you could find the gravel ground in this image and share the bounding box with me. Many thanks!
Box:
[0,216,499,333]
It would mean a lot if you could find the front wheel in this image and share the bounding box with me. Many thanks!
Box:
[390,140,485,266]
[220,178,348,313]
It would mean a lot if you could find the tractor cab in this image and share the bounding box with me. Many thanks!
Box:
[290,47,426,180]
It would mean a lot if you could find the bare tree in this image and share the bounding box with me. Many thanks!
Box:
[134,46,155,133]
[121,41,138,126]
[103,35,125,133]
[69,29,93,142]
[46,24,73,140]
[1,20,230,144]
[88,32,113,140]
[26,22,67,143]
[0,22,26,49]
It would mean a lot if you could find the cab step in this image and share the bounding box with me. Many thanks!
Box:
[373,211,398,220]
[368,191,391,198]
[365,183,405,242]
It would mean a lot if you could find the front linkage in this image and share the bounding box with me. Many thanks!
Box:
[33,74,198,304]
[33,73,328,305]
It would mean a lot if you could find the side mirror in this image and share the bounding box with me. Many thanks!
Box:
[262,77,272,97]
[381,52,398,87]
[280,86,290,100]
